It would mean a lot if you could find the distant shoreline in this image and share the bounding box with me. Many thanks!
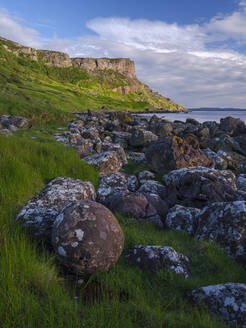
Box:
[189,108,246,111]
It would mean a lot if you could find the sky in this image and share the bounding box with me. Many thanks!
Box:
[0,0,246,108]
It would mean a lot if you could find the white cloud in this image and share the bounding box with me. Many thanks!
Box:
[1,3,246,108]
[0,9,41,48]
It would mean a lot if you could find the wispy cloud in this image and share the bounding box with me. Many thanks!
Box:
[0,3,246,107]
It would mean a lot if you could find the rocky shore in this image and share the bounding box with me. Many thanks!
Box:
[3,110,246,327]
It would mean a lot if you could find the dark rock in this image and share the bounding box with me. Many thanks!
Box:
[107,192,164,228]
[83,151,122,174]
[129,129,158,148]
[220,116,246,136]
[0,114,30,130]
[128,152,146,166]
[138,170,155,182]
[145,136,214,174]
[138,180,167,199]
[127,175,139,192]
[52,200,124,274]
[163,166,237,208]
[195,201,246,261]
[166,205,201,235]
[110,131,131,149]
[17,177,96,242]
[190,283,246,328]
[125,245,190,278]
[186,118,200,125]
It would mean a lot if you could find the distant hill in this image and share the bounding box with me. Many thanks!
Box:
[0,36,186,124]
[190,107,246,111]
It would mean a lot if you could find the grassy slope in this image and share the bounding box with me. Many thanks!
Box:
[0,38,179,125]
[0,128,246,327]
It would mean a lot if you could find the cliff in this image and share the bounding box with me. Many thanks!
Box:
[0,36,187,114]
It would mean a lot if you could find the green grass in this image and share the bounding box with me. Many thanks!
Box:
[0,39,182,125]
[0,130,246,327]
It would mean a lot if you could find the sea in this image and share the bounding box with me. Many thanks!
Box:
[140,110,246,123]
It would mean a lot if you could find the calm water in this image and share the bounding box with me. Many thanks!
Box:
[140,110,246,123]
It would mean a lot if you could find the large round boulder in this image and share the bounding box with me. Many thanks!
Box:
[145,136,214,174]
[17,177,96,242]
[52,200,124,274]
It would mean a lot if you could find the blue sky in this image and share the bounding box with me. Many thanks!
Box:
[0,0,246,108]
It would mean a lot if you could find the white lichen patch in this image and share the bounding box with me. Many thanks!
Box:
[75,229,84,241]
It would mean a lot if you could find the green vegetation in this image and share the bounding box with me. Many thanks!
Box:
[0,130,245,327]
[0,38,179,125]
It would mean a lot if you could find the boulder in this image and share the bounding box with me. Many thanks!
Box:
[83,151,122,174]
[195,201,246,261]
[138,170,155,182]
[237,175,246,192]
[128,152,146,166]
[96,172,128,204]
[166,205,201,235]
[145,136,214,174]
[190,283,246,328]
[107,192,164,228]
[220,116,246,136]
[125,245,190,278]
[129,129,158,148]
[52,200,124,274]
[0,114,30,130]
[127,175,139,192]
[17,177,96,242]
[203,148,227,170]
[101,142,127,165]
[138,180,167,199]
[163,166,238,208]
[82,127,99,140]
[110,131,131,149]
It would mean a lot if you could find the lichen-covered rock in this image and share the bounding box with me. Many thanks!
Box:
[52,200,124,274]
[163,166,237,208]
[138,180,167,199]
[101,142,127,165]
[129,129,158,148]
[166,205,201,235]
[125,245,190,278]
[96,172,128,204]
[107,192,164,228]
[17,177,96,241]
[145,136,214,174]
[203,148,227,170]
[195,201,246,260]
[0,114,30,130]
[82,127,99,140]
[237,175,246,192]
[128,152,146,166]
[110,131,131,149]
[138,170,155,182]
[190,283,246,328]
[127,175,139,192]
[83,151,122,174]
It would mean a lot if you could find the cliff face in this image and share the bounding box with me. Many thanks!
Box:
[0,36,187,112]
[72,58,136,80]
